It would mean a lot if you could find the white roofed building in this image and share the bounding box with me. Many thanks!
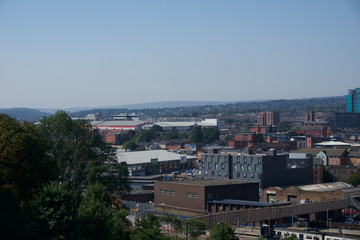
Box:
[116,150,198,176]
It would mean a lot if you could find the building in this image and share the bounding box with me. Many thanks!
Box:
[154,179,260,216]
[91,114,147,131]
[294,148,349,166]
[334,112,360,128]
[228,132,264,148]
[116,150,197,176]
[257,112,280,126]
[200,150,313,189]
[263,182,353,203]
[326,166,360,182]
[143,119,224,132]
[347,88,360,113]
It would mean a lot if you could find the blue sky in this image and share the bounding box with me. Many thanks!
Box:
[0,0,359,108]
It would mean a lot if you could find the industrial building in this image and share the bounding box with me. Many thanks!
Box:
[143,118,224,132]
[154,179,260,216]
[116,150,197,176]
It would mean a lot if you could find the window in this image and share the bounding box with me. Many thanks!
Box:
[225,171,228,176]
[187,192,193,198]
[234,164,237,171]
[237,172,241,177]
[255,165,258,172]
[258,157,262,163]
[202,163,205,168]
[208,163,212,168]
[244,157,247,163]
[215,163,218,170]
[237,156,240,163]
[218,156,222,162]
[218,171,222,176]
[205,155,208,162]
[211,156,215,162]
[241,164,244,171]
[160,189,165,195]
[244,172,247,177]
[221,163,225,169]
[212,171,215,176]
[171,190,175,196]
[205,170,208,176]
[166,190,170,195]
[247,164,251,171]
[193,193,198,199]
[251,157,254,164]
[251,173,254,178]
[225,156,228,162]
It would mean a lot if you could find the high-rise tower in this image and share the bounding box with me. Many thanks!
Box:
[347,88,360,113]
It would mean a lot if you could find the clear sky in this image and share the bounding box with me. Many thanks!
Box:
[0,0,359,108]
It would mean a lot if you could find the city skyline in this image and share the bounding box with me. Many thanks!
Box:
[0,0,359,108]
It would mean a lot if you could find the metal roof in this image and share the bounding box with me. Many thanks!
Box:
[91,120,145,127]
[161,178,257,187]
[116,150,197,165]
[298,182,352,192]
[207,199,273,207]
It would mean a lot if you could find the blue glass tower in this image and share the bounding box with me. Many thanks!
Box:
[347,88,360,113]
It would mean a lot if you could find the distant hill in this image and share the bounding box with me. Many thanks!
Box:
[0,108,50,122]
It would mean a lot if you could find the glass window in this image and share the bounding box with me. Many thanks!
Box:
[237,172,240,177]
[211,156,215,162]
[218,156,222,162]
[205,170,208,176]
[251,173,254,178]
[171,190,175,196]
[187,192,192,198]
[225,156,228,163]
[244,172,247,177]
[234,164,237,171]
[205,155,208,162]
[215,163,218,170]
[258,157,262,163]
[251,157,254,164]
[241,164,244,171]
[193,193,198,199]
[160,189,165,195]
[244,157,247,163]
[218,171,222,176]
[255,165,258,172]
[166,190,170,195]
[225,171,228,176]
[208,163,212,168]
[237,156,240,163]
[221,163,225,169]
[212,171,215,176]
[202,163,205,168]
[247,164,251,171]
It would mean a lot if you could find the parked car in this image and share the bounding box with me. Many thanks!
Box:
[344,218,354,224]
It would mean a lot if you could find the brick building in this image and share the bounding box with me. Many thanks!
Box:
[154,179,259,216]
[228,132,264,148]
[263,182,353,203]
[257,112,280,126]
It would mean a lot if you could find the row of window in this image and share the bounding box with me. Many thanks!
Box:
[236,156,262,164]
[236,172,258,178]
[204,170,228,177]
[187,192,199,198]
[234,164,259,172]
[204,155,229,163]
[160,189,175,196]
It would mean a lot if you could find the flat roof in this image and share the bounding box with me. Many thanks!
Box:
[160,178,257,187]
[207,199,272,207]
[117,150,197,165]
[298,182,352,192]
[91,120,145,127]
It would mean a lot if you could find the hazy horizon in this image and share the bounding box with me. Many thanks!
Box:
[1,1,359,108]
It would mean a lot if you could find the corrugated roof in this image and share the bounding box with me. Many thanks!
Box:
[117,150,197,165]
[207,199,273,207]
[293,148,346,157]
[92,120,145,127]
[298,182,352,192]
[162,179,257,187]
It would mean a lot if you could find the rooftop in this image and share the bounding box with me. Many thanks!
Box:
[298,182,352,192]
[117,150,197,165]
[160,178,257,187]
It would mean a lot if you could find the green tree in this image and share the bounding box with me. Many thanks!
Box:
[202,127,220,143]
[25,182,77,240]
[135,130,157,143]
[347,171,360,186]
[130,214,171,240]
[0,114,55,205]
[77,183,113,240]
[184,219,206,239]
[0,187,24,240]
[151,124,163,132]
[37,111,130,200]
[110,208,131,240]
[160,214,182,233]
[209,222,237,240]
[276,122,291,132]
[189,126,203,143]
[163,129,179,140]
[123,139,138,151]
